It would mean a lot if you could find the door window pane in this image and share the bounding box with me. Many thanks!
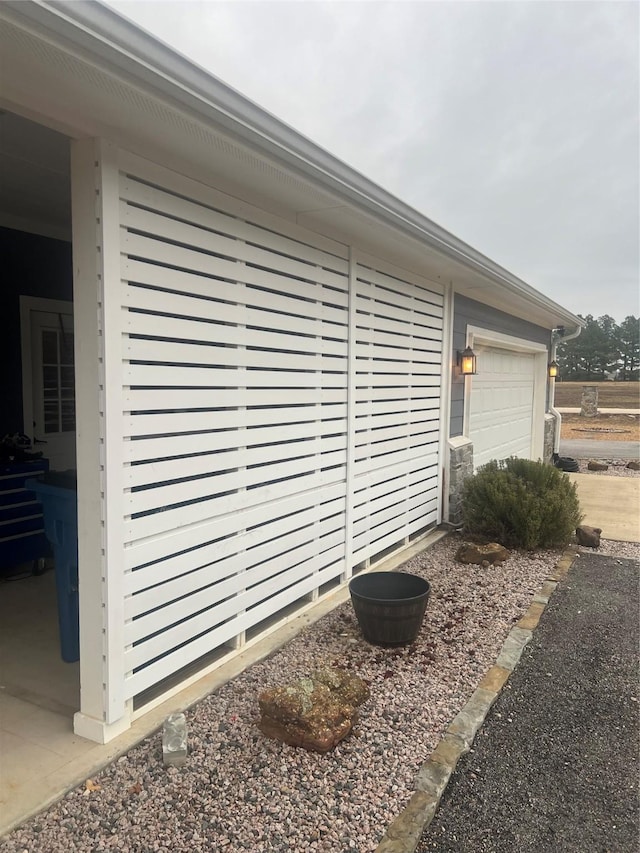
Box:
[60,334,74,365]
[44,400,60,433]
[42,330,58,363]
[41,327,76,433]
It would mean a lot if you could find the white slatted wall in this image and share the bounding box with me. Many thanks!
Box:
[352,262,442,564]
[113,159,443,703]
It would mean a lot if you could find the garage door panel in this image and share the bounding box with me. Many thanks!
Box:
[469,346,536,469]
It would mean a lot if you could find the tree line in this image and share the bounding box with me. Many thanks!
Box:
[557,314,640,380]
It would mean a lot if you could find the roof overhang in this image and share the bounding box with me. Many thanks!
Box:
[0,0,584,333]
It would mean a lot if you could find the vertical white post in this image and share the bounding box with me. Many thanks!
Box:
[305,267,323,603]
[228,269,247,650]
[70,139,104,732]
[71,139,129,743]
[343,247,358,580]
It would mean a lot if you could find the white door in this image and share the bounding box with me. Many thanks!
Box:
[468,346,536,470]
[28,307,76,471]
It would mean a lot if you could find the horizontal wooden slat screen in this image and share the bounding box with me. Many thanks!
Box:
[119,172,351,700]
[114,161,444,706]
[351,262,443,565]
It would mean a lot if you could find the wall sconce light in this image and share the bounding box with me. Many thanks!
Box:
[457,346,477,376]
[548,360,559,379]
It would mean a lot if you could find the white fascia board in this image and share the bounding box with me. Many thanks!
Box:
[5,0,584,333]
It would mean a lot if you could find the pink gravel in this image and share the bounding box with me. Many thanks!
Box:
[1,532,607,853]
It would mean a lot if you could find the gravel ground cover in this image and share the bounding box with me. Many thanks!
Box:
[3,513,638,853]
[417,551,640,853]
[576,459,639,477]
[3,534,576,853]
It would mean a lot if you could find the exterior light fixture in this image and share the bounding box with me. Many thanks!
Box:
[548,360,559,379]
[457,346,477,376]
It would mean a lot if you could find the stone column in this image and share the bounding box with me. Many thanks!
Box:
[448,437,474,525]
[543,414,556,463]
[581,385,598,417]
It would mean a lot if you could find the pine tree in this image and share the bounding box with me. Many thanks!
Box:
[556,314,639,380]
[617,315,640,380]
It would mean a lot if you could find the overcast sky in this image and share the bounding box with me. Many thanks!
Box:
[108,0,639,322]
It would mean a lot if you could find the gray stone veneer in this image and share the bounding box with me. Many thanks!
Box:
[543,414,556,463]
[448,437,474,525]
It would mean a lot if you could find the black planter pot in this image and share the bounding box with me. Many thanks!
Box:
[349,571,431,646]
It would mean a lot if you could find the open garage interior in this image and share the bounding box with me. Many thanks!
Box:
[0,110,81,760]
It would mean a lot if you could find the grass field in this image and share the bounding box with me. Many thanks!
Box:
[554,381,640,409]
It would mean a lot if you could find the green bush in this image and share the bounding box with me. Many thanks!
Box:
[461,457,583,550]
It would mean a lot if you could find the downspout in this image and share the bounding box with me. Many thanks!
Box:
[437,282,454,525]
[549,325,582,452]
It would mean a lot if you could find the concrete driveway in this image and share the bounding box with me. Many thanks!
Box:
[568,473,640,542]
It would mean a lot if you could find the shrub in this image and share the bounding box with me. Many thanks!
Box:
[461,457,583,550]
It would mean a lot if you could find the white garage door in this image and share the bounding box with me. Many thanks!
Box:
[468,346,536,469]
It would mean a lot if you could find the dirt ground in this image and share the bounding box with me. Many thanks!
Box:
[560,413,640,442]
[554,381,639,409]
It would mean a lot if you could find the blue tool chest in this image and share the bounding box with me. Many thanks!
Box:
[0,459,50,570]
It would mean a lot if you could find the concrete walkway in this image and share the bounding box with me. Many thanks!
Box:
[568,472,640,542]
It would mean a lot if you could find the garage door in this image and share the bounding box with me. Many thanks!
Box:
[468,346,536,469]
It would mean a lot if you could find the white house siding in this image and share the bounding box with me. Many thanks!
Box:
[93,150,445,715]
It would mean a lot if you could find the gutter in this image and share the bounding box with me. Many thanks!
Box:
[549,325,582,453]
[3,0,583,330]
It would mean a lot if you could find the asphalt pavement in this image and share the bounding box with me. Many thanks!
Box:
[417,552,640,853]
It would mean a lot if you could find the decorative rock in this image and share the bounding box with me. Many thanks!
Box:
[587,461,609,471]
[626,460,640,471]
[454,542,510,565]
[575,525,602,548]
[257,667,369,752]
[311,666,369,707]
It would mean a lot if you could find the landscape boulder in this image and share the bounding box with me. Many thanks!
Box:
[626,460,640,471]
[258,667,369,753]
[587,461,609,471]
[454,542,510,566]
[575,525,602,548]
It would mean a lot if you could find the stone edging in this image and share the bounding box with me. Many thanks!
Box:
[374,547,579,853]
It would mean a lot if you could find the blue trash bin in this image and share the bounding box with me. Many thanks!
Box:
[26,471,78,663]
